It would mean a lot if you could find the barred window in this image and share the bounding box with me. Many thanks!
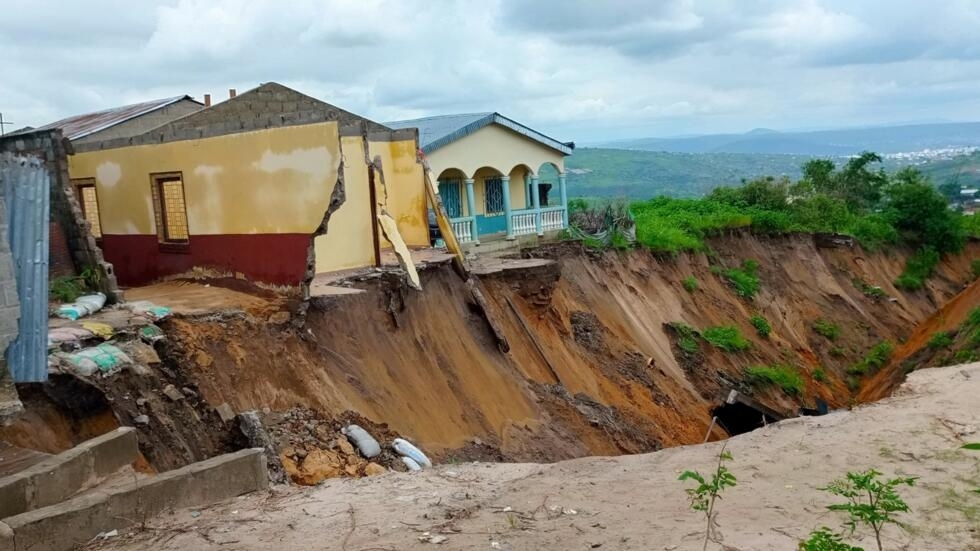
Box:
[150,173,189,243]
[71,179,102,238]
[484,177,504,216]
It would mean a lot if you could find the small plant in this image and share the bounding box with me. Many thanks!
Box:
[799,527,864,551]
[721,260,760,299]
[853,279,886,300]
[848,342,894,376]
[926,331,953,349]
[679,445,737,551]
[683,276,700,293]
[813,368,828,383]
[49,276,83,303]
[745,364,805,396]
[702,326,752,352]
[829,346,848,358]
[972,260,980,280]
[822,469,916,551]
[964,443,980,494]
[750,314,771,338]
[813,319,841,341]
[894,248,940,291]
[79,265,103,290]
[668,322,701,355]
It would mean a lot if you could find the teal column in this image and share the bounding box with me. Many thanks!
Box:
[558,173,568,228]
[465,178,479,244]
[524,173,531,207]
[502,176,514,239]
[531,175,542,235]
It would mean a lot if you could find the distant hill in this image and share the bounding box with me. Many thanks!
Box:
[600,122,980,156]
[564,147,980,200]
[918,150,980,189]
[564,148,811,198]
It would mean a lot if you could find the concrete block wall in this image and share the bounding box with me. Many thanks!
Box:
[0,188,22,422]
[75,82,395,153]
[0,131,120,302]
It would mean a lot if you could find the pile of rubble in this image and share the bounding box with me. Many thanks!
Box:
[261,407,424,485]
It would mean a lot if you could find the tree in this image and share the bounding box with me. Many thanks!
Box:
[884,170,965,254]
[836,152,889,211]
[798,158,837,196]
[822,469,916,551]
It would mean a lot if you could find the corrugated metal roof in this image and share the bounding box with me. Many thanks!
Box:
[24,96,199,141]
[386,112,573,155]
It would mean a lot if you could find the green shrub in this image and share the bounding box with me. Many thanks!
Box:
[972,260,980,281]
[49,276,83,303]
[965,307,980,330]
[894,248,940,291]
[853,278,886,300]
[927,331,953,349]
[829,346,848,358]
[703,326,752,352]
[682,276,699,293]
[953,349,978,364]
[745,365,804,396]
[668,322,701,354]
[750,314,771,338]
[813,368,828,383]
[722,260,761,299]
[848,214,899,251]
[848,341,894,376]
[813,319,841,340]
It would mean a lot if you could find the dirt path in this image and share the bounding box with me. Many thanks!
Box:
[92,363,980,551]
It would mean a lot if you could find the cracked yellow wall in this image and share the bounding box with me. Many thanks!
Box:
[369,138,429,248]
[313,136,376,273]
[68,122,342,236]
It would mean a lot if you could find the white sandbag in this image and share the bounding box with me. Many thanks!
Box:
[341,424,381,458]
[401,456,422,472]
[392,437,432,468]
[55,292,106,320]
[123,300,172,321]
[58,343,132,377]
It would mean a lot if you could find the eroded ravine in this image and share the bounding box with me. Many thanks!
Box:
[6,233,978,475]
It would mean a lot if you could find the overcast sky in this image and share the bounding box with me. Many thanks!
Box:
[3,0,980,142]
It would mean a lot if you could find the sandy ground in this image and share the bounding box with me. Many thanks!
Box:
[92,364,980,551]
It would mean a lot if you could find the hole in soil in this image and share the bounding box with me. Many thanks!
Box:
[712,401,780,436]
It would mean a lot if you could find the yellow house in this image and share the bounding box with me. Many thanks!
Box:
[66,83,428,287]
[387,113,573,244]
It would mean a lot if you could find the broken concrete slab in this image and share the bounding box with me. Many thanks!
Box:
[2,448,268,551]
[0,427,138,519]
[215,402,235,423]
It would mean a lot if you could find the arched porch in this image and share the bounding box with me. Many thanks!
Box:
[435,162,568,244]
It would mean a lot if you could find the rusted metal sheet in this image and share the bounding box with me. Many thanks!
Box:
[19,96,192,141]
[1,153,50,382]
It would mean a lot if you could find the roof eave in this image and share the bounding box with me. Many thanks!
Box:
[424,113,572,155]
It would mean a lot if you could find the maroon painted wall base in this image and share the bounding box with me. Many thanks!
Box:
[101,233,310,287]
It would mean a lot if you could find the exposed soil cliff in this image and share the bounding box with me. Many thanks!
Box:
[125,233,978,467]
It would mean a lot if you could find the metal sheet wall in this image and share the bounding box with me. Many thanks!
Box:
[1,153,50,382]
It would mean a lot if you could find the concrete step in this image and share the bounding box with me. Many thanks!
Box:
[0,428,139,520]
[0,448,269,551]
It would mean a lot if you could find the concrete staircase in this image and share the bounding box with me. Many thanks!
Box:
[0,428,269,551]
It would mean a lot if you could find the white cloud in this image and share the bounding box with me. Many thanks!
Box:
[2,0,980,141]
